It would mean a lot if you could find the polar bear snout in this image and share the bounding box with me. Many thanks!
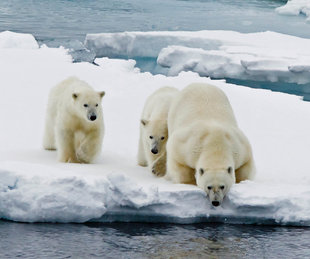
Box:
[151,141,160,154]
[87,112,97,121]
[208,190,224,207]
[212,201,220,207]
[151,147,158,154]
[90,114,97,121]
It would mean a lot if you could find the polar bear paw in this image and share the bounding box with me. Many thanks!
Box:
[151,156,166,177]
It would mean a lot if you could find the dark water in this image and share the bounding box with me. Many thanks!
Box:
[1,221,309,258]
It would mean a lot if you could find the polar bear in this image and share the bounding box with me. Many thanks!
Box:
[166,83,255,206]
[138,86,179,176]
[43,77,105,163]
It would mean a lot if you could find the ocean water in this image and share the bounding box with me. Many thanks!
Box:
[2,0,310,42]
[1,221,310,258]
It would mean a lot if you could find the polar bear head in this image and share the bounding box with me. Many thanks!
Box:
[195,167,235,207]
[72,90,105,122]
[141,119,168,155]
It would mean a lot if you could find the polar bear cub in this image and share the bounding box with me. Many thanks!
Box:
[138,86,179,176]
[43,77,105,163]
[166,83,255,206]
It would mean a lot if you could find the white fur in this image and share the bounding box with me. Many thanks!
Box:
[166,83,255,206]
[137,86,179,176]
[43,77,105,163]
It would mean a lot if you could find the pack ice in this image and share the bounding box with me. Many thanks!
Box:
[276,0,310,22]
[85,30,310,84]
[0,31,310,225]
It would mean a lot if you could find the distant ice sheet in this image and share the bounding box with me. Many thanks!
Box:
[1,31,310,225]
[85,31,310,84]
[276,0,310,22]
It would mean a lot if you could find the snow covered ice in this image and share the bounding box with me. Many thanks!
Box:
[0,31,38,49]
[1,31,310,225]
[276,0,310,22]
[86,30,310,84]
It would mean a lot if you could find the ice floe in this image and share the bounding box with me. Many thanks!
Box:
[1,31,310,225]
[276,0,310,22]
[85,30,310,84]
[0,31,39,49]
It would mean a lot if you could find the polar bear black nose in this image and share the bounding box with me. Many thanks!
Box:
[90,115,97,121]
[151,148,158,154]
[212,201,220,207]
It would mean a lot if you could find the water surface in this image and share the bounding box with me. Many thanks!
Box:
[1,0,309,45]
[1,221,309,258]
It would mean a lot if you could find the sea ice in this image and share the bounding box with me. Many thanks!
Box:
[0,31,39,49]
[1,31,310,225]
[85,30,310,84]
[276,0,310,22]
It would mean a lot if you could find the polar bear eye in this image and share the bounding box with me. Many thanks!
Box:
[149,136,153,139]
[161,136,165,140]
[95,103,98,107]
[207,186,212,190]
[84,104,88,108]
[220,185,225,190]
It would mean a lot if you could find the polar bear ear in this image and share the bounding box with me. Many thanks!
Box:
[72,93,79,99]
[227,167,233,174]
[141,119,149,126]
[98,91,105,98]
[199,168,204,176]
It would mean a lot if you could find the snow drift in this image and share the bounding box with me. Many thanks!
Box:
[1,31,310,225]
[85,30,310,84]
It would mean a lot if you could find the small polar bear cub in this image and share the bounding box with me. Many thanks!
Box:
[138,86,179,176]
[43,77,105,163]
[166,83,255,207]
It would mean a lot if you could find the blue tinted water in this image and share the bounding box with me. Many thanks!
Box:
[1,0,309,42]
[1,221,310,258]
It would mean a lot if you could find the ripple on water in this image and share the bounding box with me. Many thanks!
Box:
[0,221,310,258]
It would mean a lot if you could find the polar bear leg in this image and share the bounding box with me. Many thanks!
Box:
[56,129,78,163]
[166,157,196,185]
[235,157,256,183]
[137,133,147,167]
[76,131,101,163]
[151,152,167,177]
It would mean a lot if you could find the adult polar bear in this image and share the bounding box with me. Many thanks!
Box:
[138,87,178,176]
[43,77,105,163]
[166,83,255,206]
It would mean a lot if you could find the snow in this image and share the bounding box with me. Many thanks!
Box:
[158,45,310,84]
[276,0,310,22]
[0,31,39,49]
[1,31,310,225]
[85,30,310,84]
